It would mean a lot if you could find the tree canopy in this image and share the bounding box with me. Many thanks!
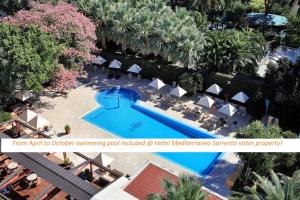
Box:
[265,59,300,132]
[3,1,98,68]
[148,174,207,200]
[234,121,299,192]
[0,24,61,92]
[68,0,266,74]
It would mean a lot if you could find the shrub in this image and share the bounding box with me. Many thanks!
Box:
[0,110,12,123]
[100,50,186,84]
[246,89,266,119]
[178,72,203,96]
[205,72,269,98]
[52,65,78,92]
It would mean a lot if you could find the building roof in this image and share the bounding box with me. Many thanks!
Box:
[124,163,177,200]
[124,162,224,200]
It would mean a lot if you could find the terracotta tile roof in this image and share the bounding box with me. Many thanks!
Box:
[124,163,223,200]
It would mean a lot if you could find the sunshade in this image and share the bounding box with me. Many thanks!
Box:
[28,115,49,129]
[169,86,187,97]
[148,78,165,90]
[108,59,122,69]
[206,84,223,95]
[18,109,37,122]
[231,92,250,103]
[218,104,237,117]
[15,91,33,101]
[93,56,107,65]
[197,96,215,108]
[127,64,142,73]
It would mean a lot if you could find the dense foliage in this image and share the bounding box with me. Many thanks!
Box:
[3,1,97,68]
[52,64,78,92]
[0,24,61,92]
[148,174,207,200]
[234,121,300,191]
[285,15,300,48]
[178,72,203,95]
[200,30,266,74]
[265,59,300,132]
[0,109,12,122]
[68,0,266,74]
[231,170,300,200]
[0,0,28,15]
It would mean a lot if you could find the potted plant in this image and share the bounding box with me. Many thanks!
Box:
[64,125,71,134]
[63,157,73,170]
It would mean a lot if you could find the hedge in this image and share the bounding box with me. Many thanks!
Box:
[100,50,273,101]
[204,72,272,99]
[100,49,186,84]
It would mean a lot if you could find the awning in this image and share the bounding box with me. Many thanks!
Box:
[108,59,122,69]
[127,64,142,74]
[148,79,165,90]
[197,96,215,108]
[5,152,99,200]
[93,56,107,65]
[206,84,223,95]
[218,104,237,117]
[169,86,187,97]
[18,109,37,123]
[28,115,49,129]
[231,92,249,103]
[15,90,33,101]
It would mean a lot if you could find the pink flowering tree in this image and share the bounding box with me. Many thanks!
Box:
[52,65,79,92]
[3,1,98,68]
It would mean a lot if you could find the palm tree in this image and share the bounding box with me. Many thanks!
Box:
[89,0,116,49]
[231,170,300,200]
[148,174,208,200]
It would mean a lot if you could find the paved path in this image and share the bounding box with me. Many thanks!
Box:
[33,69,242,197]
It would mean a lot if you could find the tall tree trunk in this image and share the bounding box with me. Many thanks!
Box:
[122,42,127,54]
[101,32,106,49]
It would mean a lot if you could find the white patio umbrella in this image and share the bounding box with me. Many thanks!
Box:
[127,64,142,74]
[218,103,237,117]
[28,114,49,129]
[206,84,223,95]
[231,91,250,103]
[15,90,33,101]
[108,59,122,69]
[93,56,107,65]
[169,86,187,97]
[148,78,165,90]
[18,109,37,122]
[197,96,215,108]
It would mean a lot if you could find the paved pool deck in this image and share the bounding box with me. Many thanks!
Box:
[33,69,245,197]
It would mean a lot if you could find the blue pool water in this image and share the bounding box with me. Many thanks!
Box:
[83,87,222,175]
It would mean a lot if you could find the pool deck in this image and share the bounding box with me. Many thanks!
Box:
[33,69,246,197]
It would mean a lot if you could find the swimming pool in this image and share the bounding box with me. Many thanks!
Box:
[83,87,222,175]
